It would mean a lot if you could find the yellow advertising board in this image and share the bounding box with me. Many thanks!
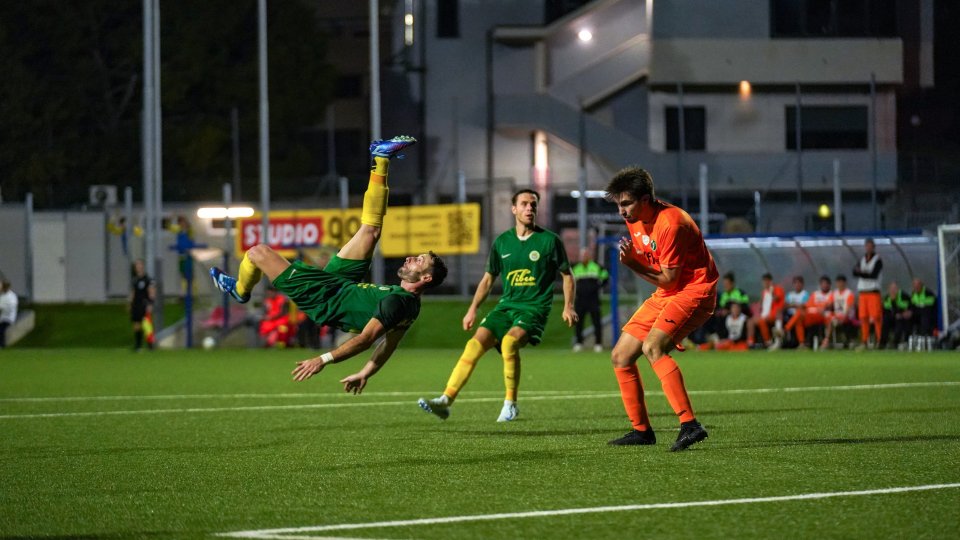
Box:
[236,203,480,258]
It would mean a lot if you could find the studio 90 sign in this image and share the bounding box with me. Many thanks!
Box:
[236,203,480,258]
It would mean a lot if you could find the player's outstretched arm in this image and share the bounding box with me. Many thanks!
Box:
[340,327,408,394]
[463,272,495,331]
[560,270,578,327]
[291,318,388,382]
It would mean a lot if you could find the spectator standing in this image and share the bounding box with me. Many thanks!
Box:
[129,259,156,351]
[852,238,883,348]
[882,281,911,349]
[0,280,18,348]
[910,278,937,336]
[572,247,610,352]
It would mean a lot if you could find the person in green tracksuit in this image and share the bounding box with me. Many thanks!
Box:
[418,189,578,422]
[882,281,911,348]
[571,248,609,352]
[910,278,937,336]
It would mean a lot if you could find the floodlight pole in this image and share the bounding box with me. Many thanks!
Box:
[699,163,708,236]
[141,0,155,310]
[577,100,588,252]
[151,0,164,333]
[833,159,842,233]
[222,183,233,334]
[870,72,879,230]
[258,0,271,251]
[370,0,385,285]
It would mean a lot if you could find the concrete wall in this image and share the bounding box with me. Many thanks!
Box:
[649,39,903,85]
[0,206,28,298]
[651,0,769,38]
[648,90,898,153]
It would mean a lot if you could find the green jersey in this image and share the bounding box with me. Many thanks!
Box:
[273,258,420,334]
[486,226,570,313]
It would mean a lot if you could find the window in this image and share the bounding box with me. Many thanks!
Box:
[665,106,706,151]
[786,106,868,150]
[437,0,459,38]
[771,0,897,37]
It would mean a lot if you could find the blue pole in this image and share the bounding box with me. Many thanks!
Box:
[608,241,620,344]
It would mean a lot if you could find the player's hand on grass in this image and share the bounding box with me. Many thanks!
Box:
[292,358,325,382]
[562,305,578,327]
[340,373,368,395]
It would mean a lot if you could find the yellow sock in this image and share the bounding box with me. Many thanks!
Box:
[444,338,487,401]
[235,253,262,297]
[502,334,521,401]
[361,157,390,227]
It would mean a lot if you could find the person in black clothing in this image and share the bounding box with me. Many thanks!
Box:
[572,248,609,352]
[910,278,937,336]
[882,281,911,349]
[129,259,156,350]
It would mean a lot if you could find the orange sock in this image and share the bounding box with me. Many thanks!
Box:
[758,318,772,343]
[652,355,696,423]
[874,320,882,344]
[613,365,651,431]
[861,321,870,344]
[795,322,806,344]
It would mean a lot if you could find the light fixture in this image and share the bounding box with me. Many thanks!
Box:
[739,80,752,100]
[197,207,255,219]
[578,29,593,42]
[571,190,606,199]
[817,204,831,219]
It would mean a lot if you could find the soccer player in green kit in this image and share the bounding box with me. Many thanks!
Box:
[211,136,448,393]
[418,189,577,422]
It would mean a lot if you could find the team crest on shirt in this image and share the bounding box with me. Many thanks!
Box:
[651,240,657,251]
[529,250,540,261]
[641,235,650,245]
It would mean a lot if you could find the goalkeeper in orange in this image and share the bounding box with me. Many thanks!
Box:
[604,167,718,451]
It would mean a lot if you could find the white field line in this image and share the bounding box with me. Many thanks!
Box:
[0,381,957,421]
[0,390,610,403]
[216,483,960,539]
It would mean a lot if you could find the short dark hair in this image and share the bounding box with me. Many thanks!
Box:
[835,274,847,282]
[604,166,655,202]
[820,275,831,284]
[793,275,805,284]
[425,251,448,289]
[762,273,773,281]
[723,272,736,282]
[511,189,540,205]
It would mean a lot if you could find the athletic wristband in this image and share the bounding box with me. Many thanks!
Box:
[320,352,335,365]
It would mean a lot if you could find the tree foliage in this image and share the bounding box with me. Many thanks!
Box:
[0,0,333,207]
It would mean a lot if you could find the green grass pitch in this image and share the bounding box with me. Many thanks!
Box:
[1,348,958,538]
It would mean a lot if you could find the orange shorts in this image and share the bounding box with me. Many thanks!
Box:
[858,291,882,322]
[623,287,716,343]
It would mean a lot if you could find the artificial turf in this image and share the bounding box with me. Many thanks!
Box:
[1,348,958,538]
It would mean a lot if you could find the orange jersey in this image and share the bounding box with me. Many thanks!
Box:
[805,290,832,314]
[831,288,855,316]
[625,200,719,296]
[759,285,785,318]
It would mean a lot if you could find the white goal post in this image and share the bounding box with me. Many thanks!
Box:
[938,224,960,335]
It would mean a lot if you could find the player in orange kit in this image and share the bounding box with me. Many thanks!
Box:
[784,275,832,348]
[604,166,718,451]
